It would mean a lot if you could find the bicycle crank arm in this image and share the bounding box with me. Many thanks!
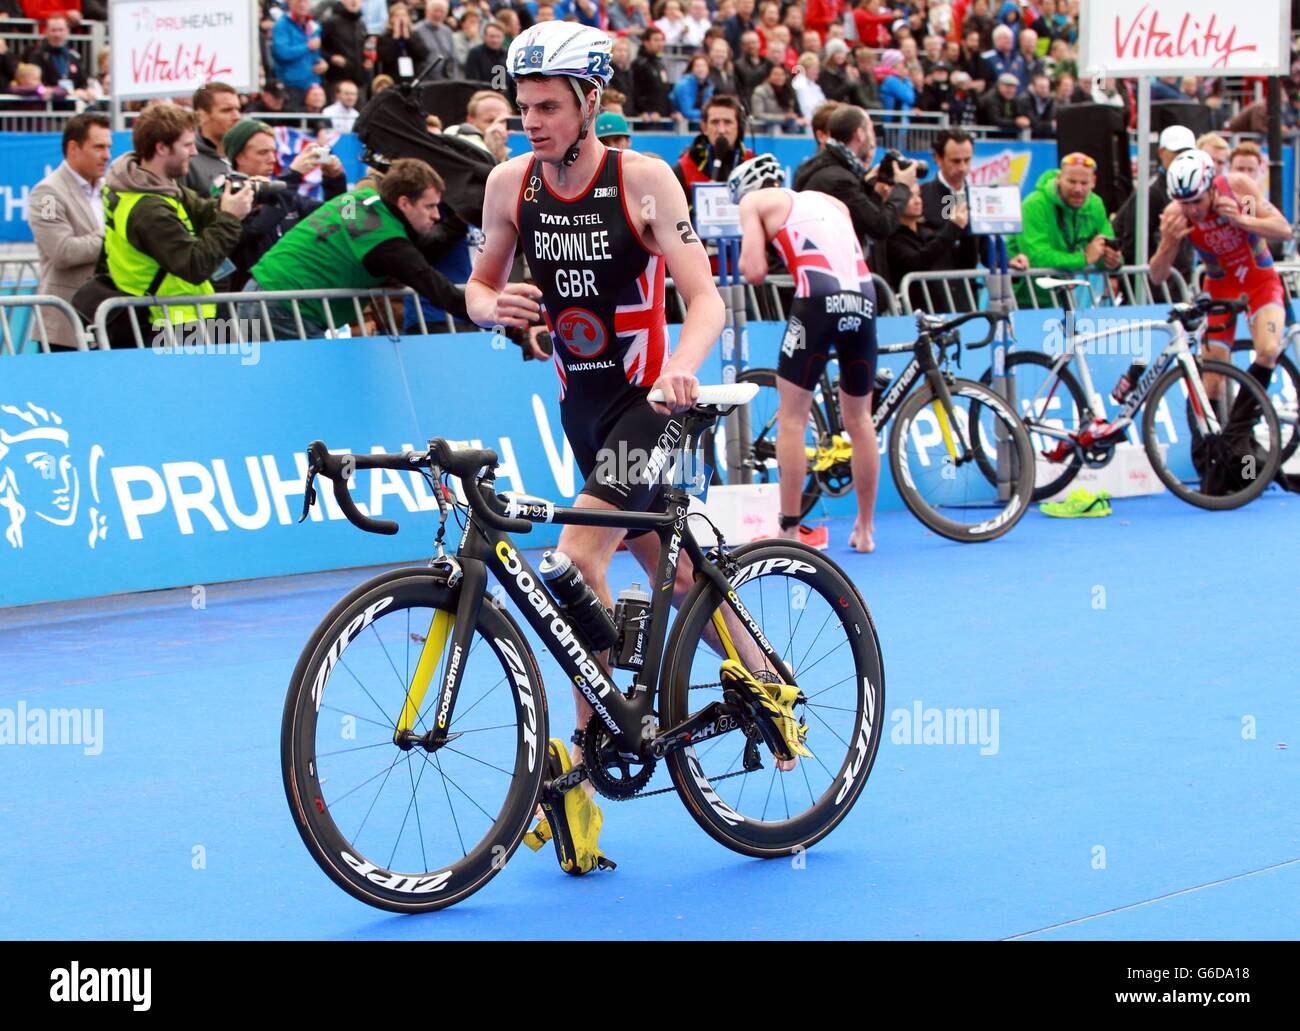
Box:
[649,701,744,759]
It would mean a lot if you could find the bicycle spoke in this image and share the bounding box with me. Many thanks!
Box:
[418,749,501,826]
[795,607,837,675]
[350,751,406,846]
[336,654,397,732]
[441,674,509,732]
[761,761,778,821]
[427,751,467,859]
[315,739,397,759]
[439,744,518,780]
[804,703,851,751]
[320,705,392,733]
[796,635,851,682]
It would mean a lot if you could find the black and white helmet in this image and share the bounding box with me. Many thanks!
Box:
[728,154,785,203]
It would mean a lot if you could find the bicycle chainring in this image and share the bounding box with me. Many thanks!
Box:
[817,463,854,497]
[1082,443,1117,468]
[583,720,657,800]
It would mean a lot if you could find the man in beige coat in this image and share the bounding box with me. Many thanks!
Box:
[27,112,113,351]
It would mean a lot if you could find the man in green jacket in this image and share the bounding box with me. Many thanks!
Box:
[1009,153,1122,306]
[243,156,468,339]
[88,102,253,342]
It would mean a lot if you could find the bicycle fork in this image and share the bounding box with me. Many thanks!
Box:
[391,557,489,752]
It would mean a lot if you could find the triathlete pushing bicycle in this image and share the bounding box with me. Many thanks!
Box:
[466,22,807,876]
[1147,148,1291,422]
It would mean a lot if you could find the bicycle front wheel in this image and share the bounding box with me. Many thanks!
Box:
[889,377,1035,542]
[1143,358,1281,510]
[660,541,884,857]
[282,568,549,913]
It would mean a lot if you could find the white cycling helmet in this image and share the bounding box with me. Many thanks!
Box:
[727,154,786,203]
[508,22,613,166]
[1167,148,1216,201]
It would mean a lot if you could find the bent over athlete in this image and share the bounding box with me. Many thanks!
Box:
[468,22,802,876]
[732,155,882,553]
[1149,148,1291,411]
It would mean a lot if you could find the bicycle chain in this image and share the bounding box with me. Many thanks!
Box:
[614,682,760,801]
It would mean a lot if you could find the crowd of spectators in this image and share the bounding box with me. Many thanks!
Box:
[6,1,1300,349]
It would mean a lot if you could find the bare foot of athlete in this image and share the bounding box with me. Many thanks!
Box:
[848,522,876,554]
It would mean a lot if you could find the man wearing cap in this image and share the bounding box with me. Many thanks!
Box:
[595,111,632,151]
[217,119,349,292]
[246,81,290,116]
[1008,152,1121,306]
[1112,124,1196,282]
[978,73,1023,138]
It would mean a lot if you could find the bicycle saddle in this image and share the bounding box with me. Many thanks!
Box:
[648,383,759,413]
[1035,277,1091,292]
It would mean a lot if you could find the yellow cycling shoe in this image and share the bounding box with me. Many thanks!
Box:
[522,738,615,876]
[719,659,813,762]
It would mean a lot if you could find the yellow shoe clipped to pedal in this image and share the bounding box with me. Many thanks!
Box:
[525,738,615,876]
[719,659,813,762]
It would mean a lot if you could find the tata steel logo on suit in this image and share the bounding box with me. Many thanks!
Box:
[554,307,607,358]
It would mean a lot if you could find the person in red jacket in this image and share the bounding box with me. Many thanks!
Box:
[853,0,898,49]
[804,0,839,41]
[22,0,82,25]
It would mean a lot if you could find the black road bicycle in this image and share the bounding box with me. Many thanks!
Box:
[282,385,885,912]
[714,311,1036,543]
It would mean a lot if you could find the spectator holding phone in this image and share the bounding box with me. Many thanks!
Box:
[1008,152,1121,306]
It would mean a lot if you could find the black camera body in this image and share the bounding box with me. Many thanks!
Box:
[211,172,288,204]
[875,149,930,185]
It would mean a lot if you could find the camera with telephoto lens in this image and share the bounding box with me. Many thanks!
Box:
[210,172,288,204]
[874,149,930,185]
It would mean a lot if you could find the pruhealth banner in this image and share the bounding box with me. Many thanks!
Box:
[1,309,1173,607]
[110,0,260,99]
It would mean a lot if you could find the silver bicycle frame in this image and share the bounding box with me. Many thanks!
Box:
[1023,318,1222,442]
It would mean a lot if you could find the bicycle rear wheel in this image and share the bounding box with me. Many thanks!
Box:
[1229,338,1299,465]
[978,351,1089,501]
[889,377,1035,542]
[706,367,829,518]
[659,541,884,857]
[282,568,548,912]
[1143,358,1281,510]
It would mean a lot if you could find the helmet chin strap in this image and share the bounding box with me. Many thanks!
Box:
[554,79,601,185]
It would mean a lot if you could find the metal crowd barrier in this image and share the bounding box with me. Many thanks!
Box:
[0,295,89,354]
[90,285,457,349]
[0,259,42,294]
[899,265,1191,314]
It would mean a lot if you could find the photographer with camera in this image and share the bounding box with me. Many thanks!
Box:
[793,105,918,258]
[240,158,468,340]
[73,103,252,347]
[212,120,349,293]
